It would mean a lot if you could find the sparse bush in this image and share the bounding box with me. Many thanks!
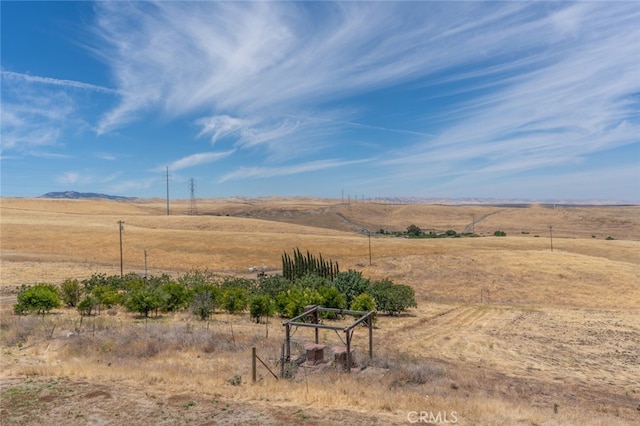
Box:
[494,230,507,237]
[606,236,615,240]
[190,287,219,320]
[60,279,82,307]
[227,375,242,386]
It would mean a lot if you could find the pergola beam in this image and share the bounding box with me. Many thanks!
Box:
[282,305,374,372]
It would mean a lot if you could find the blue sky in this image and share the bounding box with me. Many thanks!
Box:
[1,1,639,202]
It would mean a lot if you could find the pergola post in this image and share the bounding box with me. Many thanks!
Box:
[313,308,319,344]
[368,313,373,359]
[346,329,352,372]
[285,323,291,361]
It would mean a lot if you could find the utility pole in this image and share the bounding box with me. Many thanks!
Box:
[368,230,372,266]
[144,249,148,279]
[166,166,170,216]
[118,221,125,277]
[549,225,554,252]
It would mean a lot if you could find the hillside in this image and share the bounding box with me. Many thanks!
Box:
[1,197,639,425]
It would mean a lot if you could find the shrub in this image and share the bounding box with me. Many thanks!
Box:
[249,295,274,323]
[318,285,346,319]
[160,282,190,312]
[125,287,162,318]
[60,279,82,307]
[494,230,507,237]
[78,296,97,316]
[222,287,248,314]
[191,289,217,320]
[350,293,377,324]
[14,284,61,316]
[369,279,417,315]
[276,287,323,318]
[256,275,293,297]
[333,270,370,307]
[406,224,422,237]
[445,230,457,236]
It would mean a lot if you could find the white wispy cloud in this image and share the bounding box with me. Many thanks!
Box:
[1,71,104,156]
[57,170,120,186]
[161,150,235,172]
[218,159,370,183]
[1,70,118,94]
[85,2,639,198]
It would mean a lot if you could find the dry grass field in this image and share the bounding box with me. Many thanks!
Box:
[1,197,639,425]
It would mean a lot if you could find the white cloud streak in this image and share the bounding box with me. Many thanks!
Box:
[1,70,118,94]
[218,158,370,183]
[84,2,640,196]
[162,150,235,172]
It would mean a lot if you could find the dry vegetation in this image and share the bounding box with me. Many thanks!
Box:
[1,197,639,425]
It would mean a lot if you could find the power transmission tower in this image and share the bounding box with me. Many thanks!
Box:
[189,178,198,215]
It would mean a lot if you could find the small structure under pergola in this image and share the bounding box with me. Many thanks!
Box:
[282,305,375,372]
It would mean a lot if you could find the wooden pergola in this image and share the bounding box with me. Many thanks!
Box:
[282,305,375,372]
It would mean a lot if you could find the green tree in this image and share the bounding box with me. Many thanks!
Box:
[318,285,346,319]
[369,279,417,315]
[60,278,82,307]
[256,275,293,298]
[249,295,274,323]
[350,293,377,324]
[77,295,97,317]
[14,284,61,316]
[494,230,506,237]
[333,270,370,307]
[160,282,190,312]
[406,224,422,237]
[178,269,219,289]
[278,287,323,318]
[125,287,162,318]
[222,287,248,314]
[350,293,376,312]
[221,277,257,294]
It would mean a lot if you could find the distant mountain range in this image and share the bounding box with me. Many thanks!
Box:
[40,191,135,201]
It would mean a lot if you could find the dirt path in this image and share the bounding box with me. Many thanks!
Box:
[462,210,504,233]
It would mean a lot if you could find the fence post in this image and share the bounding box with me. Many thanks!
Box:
[252,347,257,382]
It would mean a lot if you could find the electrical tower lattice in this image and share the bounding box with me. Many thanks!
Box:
[189,178,198,215]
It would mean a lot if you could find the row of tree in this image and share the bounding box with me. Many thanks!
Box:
[13,268,417,322]
[281,248,340,282]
